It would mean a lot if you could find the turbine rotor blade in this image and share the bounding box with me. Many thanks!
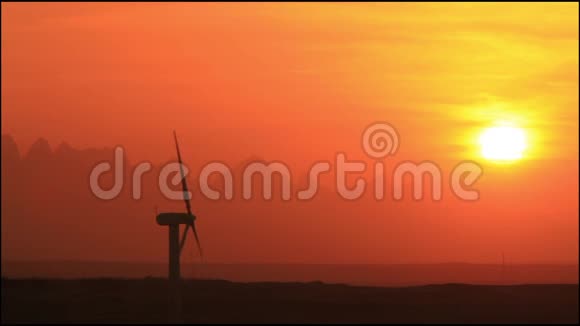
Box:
[190,223,203,258]
[179,224,190,254]
[172,131,202,260]
[173,130,192,216]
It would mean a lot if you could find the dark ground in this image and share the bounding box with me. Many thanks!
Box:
[2,278,578,323]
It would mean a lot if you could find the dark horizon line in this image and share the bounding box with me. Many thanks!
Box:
[3,259,579,267]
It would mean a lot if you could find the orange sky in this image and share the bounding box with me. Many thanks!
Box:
[1,3,578,265]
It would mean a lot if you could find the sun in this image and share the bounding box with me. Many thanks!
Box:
[479,125,527,161]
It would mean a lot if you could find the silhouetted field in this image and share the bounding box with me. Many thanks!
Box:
[2,278,578,323]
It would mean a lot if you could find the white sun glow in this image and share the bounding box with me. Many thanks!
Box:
[479,125,527,161]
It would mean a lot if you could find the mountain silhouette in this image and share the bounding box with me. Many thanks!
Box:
[24,138,53,162]
[1,134,20,162]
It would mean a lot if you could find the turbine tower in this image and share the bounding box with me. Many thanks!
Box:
[156,131,203,282]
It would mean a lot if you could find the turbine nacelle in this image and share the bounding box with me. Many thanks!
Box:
[156,212,196,226]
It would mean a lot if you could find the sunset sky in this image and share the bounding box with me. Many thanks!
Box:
[1,3,578,266]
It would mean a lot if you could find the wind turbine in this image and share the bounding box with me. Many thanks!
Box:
[156,131,203,282]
